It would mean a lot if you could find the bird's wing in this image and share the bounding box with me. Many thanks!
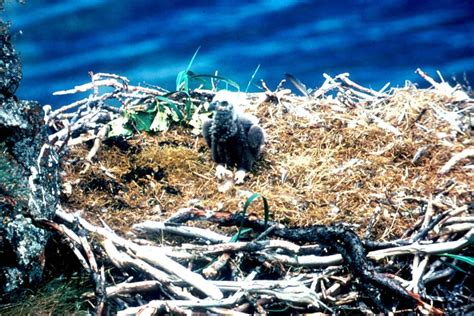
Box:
[247,125,265,148]
[201,119,213,147]
[238,113,259,125]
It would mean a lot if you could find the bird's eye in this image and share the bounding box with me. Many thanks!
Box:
[221,101,229,107]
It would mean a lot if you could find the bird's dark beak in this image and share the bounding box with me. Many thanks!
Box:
[208,101,218,111]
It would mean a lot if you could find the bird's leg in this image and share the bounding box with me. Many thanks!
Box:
[234,169,246,184]
[215,164,232,180]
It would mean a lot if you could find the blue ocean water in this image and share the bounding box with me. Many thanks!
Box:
[2,0,474,107]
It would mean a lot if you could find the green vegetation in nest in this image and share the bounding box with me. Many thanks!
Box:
[108,48,240,138]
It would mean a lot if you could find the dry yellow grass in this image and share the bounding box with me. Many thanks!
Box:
[61,85,473,240]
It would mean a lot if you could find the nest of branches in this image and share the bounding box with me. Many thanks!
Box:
[41,69,473,314]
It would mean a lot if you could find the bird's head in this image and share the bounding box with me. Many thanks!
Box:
[209,90,238,120]
[209,99,234,112]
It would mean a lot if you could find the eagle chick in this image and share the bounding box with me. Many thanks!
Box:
[202,91,265,184]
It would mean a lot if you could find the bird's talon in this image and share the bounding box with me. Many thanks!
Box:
[215,165,231,180]
[234,170,246,184]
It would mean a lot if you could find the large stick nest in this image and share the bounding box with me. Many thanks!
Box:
[62,77,472,240]
[36,70,473,314]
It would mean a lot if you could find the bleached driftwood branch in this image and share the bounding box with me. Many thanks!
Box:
[439,148,474,174]
[49,196,473,315]
[55,207,224,300]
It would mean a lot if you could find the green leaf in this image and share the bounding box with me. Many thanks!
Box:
[438,253,474,266]
[156,96,184,121]
[129,111,155,132]
[107,117,133,137]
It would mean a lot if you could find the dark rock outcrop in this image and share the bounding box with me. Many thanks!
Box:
[0,20,60,296]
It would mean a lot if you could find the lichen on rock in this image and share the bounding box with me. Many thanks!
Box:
[0,21,22,97]
[0,19,60,297]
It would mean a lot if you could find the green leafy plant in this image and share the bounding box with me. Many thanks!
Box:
[108,47,240,137]
[108,96,181,136]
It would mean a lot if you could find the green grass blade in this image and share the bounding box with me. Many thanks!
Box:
[167,102,184,121]
[443,261,471,274]
[176,47,200,91]
[176,70,185,91]
[176,70,190,92]
[187,70,207,85]
[243,192,270,229]
[155,95,174,103]
[186,46,201,72]
[184,96,193,120]
[438,253,474,266]
[245,64,260,93]
[189,74,240,91]
[230,228,253,243]
[233,192,270,241]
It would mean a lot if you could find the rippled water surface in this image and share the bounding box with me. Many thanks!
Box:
[2,0,474,107]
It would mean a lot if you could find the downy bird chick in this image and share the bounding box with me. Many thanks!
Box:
[202,90,265,184]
